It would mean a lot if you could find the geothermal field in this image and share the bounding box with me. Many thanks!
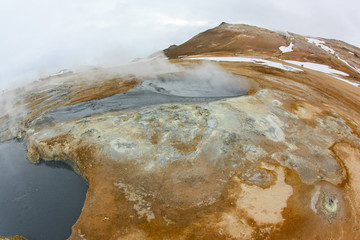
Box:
[1,23,360,239]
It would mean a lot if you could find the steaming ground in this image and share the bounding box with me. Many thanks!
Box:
[34,74,248,123]
[2,23,360,240]
[0,56,177,117]
[0,57,252,141]
[143,63,250,97]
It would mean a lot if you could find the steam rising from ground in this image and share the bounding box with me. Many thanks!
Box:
[0,56,251,136]
[1,0,360,95]
[142,62,250,97]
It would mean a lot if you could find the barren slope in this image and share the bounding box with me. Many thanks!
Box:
[165,22,360,79]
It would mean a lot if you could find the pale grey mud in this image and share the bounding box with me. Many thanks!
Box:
[31,72,248,124]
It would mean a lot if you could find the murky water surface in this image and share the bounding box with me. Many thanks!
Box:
[0,141,88,240]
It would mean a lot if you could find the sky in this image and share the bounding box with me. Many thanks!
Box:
[1,0,360,91]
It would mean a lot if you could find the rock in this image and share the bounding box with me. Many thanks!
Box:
[0,236,28,240]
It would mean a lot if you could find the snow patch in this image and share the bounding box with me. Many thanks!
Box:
[279,42,293,53]
[186,57,303,72]
[284,60,348,76]
[307,38,335,54]
[284,60,359,87]
[328,74,360,87]
[336,55,360,74]
[307,38,360,75]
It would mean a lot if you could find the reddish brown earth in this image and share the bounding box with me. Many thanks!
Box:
[165,22,360,79]
[2,23,360,239]
[0,236,28,240]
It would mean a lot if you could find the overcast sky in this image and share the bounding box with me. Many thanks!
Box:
[1,0,360,91]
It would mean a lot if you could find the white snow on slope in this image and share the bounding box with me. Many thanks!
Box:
[284,60,348,76]
[185,57,303,72]
[336,56,360,74]
[284,60,359,87]
[307,38,335,54]
[184,56,359,88]
[307,37,360,75]
[328,74,360,87]
[279,42,293,53]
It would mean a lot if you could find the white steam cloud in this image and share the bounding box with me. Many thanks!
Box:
[1,0,360,93]
[0,55,252,141]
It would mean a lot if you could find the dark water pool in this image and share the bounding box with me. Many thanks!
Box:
[0,141,88,240]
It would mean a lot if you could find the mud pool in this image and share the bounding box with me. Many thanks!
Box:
[31,72,248,124]
[0,141,88,240]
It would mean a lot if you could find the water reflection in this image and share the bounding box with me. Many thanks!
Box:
[39,160,74,172]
